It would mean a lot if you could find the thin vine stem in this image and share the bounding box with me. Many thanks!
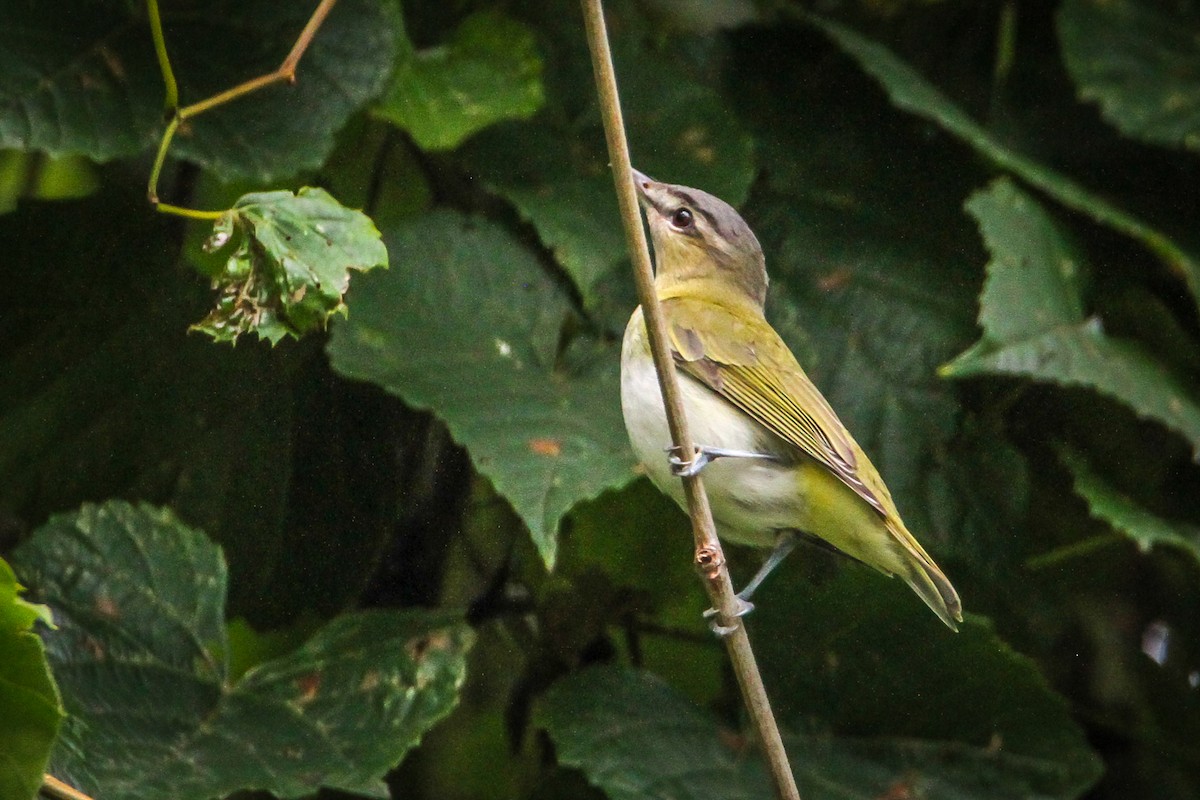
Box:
[145,113,178,204]
[143,0,341,218]
[146,0,177,111]
[154,202,225,221]
[579,2,801,798]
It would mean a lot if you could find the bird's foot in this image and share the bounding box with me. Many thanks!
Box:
[699,533,796,636]
[665,445,779,478]
[702,597,756,637]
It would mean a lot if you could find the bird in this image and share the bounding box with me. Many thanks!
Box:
[620,169,963,631]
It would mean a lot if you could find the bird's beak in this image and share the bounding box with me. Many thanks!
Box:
[631,168,656,207]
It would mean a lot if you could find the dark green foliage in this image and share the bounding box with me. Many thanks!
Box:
[2,1,1199,799]
[12,502,471,800]
[1059,0,1200,153]
[540,663,1096,800]
[0,0,398,180]
[327,209,633,567]
[944,179,1200,450]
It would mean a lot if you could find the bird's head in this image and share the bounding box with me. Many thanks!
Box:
[632,169,767,309]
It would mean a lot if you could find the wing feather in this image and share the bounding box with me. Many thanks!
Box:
[662,297,888,516]
[654,294,961,627]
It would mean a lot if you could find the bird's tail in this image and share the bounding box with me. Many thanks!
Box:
[888,520,963,631]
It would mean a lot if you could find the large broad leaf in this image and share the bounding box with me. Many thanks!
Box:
[195,187,389,344]
[0,0,398,181]
[11,501,473,800]
[1059,448,1200,565]
[942,179,1200,454]
[750,567,1102,797]
[459,26,755,307]
[801,12,1200,313]
[374,10,545,151]
[539,666,771,800]
[539,664,1101,800]
[779,733,1095,800]
[328,210,635,568]
[0,558,62,800]
[1059,0,1200,153]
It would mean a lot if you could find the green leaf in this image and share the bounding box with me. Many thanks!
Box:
[0,558,63,800]
[780,734,1097,800]
[926,421,1032,574]
[195,187,388,344]
[801,12,1200,312]
[460,36,755,306]
[538,666,772,800]
[1059,0,1200,153]
[540,664,1102,800]
[942,178,1200,452]
[564,479,700,617]
[328,209,635,568]
[0,558,52,633]
[374,10,545,151]
[11,501,473,800]
[1060,448,1200,564]
[562,480,722,701]
[0,0,398,181]
[752,568,1102,797]
[0,150,99,214]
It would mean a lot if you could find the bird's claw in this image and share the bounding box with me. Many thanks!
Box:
[702,597,756,637]
[666,445,711,477]
[665,445,778,478]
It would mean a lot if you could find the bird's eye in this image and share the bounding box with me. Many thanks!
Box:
[670,208,694,229]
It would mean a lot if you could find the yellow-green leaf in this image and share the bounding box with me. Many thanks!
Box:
[0,558,62,800]
[374,10,544,151]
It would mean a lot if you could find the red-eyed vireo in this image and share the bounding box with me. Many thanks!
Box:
[621,170,963,631]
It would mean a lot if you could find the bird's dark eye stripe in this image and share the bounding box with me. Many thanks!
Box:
[668,191,723,236]
[671,189,700,207]
[661,187,727,239]
[694,207,722,237]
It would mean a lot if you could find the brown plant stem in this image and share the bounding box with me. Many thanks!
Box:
[40,775,93,800]
[144,0,341,215]
[579,2,801,798]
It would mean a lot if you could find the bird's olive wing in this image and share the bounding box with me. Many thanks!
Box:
[663,300,888,516]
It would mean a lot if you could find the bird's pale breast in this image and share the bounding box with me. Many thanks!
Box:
[621,311,808,549]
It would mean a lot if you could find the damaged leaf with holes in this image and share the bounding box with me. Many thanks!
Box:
[11,501,472,800]
[196,187,388,344]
